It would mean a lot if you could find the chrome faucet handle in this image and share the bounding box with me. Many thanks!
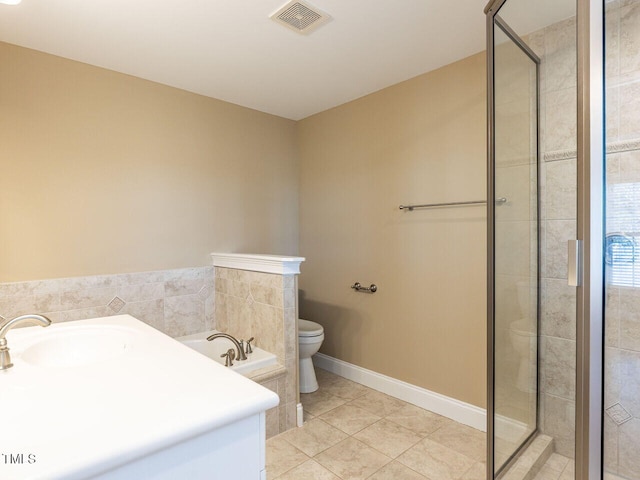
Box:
[0,314,52,370]
[245,337,254,355]
[220,348,235,367]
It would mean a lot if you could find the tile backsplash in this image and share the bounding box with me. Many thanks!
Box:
[0,266,214,338]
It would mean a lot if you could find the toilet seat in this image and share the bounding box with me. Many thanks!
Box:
[298,319,324,337]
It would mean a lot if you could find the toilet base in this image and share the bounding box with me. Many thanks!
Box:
[299,356,319,393]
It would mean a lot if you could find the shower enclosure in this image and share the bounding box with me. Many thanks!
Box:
[486,0,640,478]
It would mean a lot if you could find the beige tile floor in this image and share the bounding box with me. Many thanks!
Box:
[266,368,486,480]
[531,453,574,480]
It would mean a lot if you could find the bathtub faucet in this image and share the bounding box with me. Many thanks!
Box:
[206,333,247,361]
[0,314,52,370]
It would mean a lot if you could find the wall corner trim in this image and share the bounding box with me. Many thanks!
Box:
[211,253,305,275]
[313,353,487,432]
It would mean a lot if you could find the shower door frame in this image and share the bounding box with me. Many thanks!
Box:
[485,2,542,477]
[486,0,605,479]
[575,0,603,478]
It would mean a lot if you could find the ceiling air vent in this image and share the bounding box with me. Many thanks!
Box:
[270,0,331,35]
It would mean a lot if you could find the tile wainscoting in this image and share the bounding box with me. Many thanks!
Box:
[0,257,303,438]
[0,266,214,337]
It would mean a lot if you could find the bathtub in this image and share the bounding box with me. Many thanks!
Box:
[178,330,278,376]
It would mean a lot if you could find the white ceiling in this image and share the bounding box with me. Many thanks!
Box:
[0,0,488,120]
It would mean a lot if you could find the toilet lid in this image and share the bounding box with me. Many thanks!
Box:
[298,319,324,337]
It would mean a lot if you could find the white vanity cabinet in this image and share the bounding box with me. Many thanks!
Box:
[1,315,278,480]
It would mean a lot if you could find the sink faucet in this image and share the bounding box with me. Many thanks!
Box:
[0,314,52,370]
[206,333,247,361]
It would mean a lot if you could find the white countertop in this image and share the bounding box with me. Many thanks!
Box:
[0,315,279,480]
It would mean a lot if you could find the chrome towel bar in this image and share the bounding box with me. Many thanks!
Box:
[399,197,507,211]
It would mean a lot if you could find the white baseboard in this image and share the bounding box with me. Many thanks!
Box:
[313,353,487,432]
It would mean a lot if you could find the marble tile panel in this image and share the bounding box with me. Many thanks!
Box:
[385,402,451,437]
[544,88,577,153]
[618,418,640,478]
[545,158,576,221]
[247,271,284,289]
[319,404,380,435]
[265,436,308,478]
[59,287,116,310]
[0,279,59,297]
[541,336,576,400]
[116,270,165,286]
[607,86,620,144]
[619,81,640,140]
[607,1,621,81]
[283,275,295,290]
[57,274,119,292]
[204,292,215,331]
[605,347,621,407]
[163,267,206,297]
[214,292,229,332]
[314,437,391,480]
[618,349,640,417]
[163,294,205,337]
[280,418,348,457]
[251,303,284,360]
[544,17,577,93]
[427,421,486,462]
[117,282,164,303]
[397,437,475,480]
[543,220,576,279]
[541,279,576,340]
[250,284,283,308]
[120,299,164,332]
[606,287,620,347]
[541,394,575,458]
[619,149,640,182]
[276,459,340,480]
[266,407,279,439]
[607,153,621,185]
[347,390,407,417]
[619,287,640,351]
[354,419,423,458]
[44,306,111,323]
[367,461,427,480]
[0,294,61,318]
[603,415,619,476]
[620,2,640,75]
[495,221,534,277]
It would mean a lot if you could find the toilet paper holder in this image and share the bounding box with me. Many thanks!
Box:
[351,282,377,293]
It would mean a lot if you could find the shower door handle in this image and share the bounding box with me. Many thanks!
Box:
[568,240,583,287]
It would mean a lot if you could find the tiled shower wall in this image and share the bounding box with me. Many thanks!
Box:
[0,267,214,339]
[526,17,578,458]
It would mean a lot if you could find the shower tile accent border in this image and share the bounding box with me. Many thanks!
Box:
[0,266,215,338]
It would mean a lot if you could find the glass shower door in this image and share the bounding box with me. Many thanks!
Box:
[603,2,640,478]
[490,15,540,475]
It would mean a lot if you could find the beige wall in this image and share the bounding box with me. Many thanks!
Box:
[297,53,487,408]
[3,40,488,408]
[0,42,298,282]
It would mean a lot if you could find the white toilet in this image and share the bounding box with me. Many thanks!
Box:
[298,319,324,393]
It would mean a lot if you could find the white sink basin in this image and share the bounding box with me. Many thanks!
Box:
[20,325,134,367]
